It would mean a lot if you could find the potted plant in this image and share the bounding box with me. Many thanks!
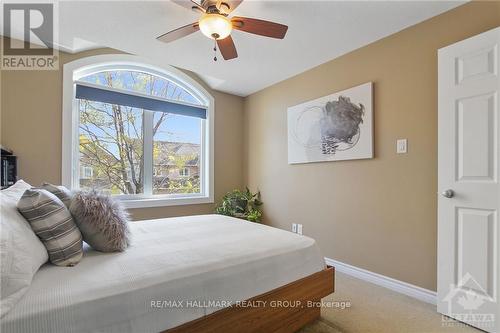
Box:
[215,188,263,222]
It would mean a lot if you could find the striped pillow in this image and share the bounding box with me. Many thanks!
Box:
[40,183,72,208]
[17,189,83,266]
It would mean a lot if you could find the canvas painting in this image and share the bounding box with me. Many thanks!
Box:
[287,82,373,164]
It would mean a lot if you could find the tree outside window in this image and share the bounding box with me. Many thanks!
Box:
[78,70,203,196]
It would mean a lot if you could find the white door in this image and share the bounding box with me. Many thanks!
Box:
[438,27,500,333]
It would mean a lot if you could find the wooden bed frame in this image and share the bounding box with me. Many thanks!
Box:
[164,266,335,333]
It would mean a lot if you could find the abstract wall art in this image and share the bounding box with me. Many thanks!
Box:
[287,82,373,164]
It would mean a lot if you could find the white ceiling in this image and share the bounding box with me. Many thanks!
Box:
[10,1,466,96]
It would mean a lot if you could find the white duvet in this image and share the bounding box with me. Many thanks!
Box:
[0,214,325,333]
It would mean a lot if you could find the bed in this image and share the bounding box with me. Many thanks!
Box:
[1,214,334,333]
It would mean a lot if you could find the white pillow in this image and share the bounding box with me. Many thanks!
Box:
[0,180,49,317]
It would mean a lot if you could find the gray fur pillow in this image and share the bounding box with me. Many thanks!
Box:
[69,190,130,252]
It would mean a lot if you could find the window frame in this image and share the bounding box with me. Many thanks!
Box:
[62,54,214,208]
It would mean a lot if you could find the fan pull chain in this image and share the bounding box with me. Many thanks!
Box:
[213,39,217,62]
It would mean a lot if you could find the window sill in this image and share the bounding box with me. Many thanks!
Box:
[120,195,213,209]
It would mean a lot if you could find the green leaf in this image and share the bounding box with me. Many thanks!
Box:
[214,188,263,223]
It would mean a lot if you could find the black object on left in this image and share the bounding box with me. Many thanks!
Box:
[1,146,17,189]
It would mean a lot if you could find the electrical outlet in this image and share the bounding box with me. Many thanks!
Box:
[297,224,303,235]
[397,139,408,154]
[292,223,297,233]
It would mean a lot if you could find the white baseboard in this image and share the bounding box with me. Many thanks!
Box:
[324,257,437,305]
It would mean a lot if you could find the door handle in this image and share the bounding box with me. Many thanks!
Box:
[441,189,454,198]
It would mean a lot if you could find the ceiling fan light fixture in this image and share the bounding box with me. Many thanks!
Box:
[159,1,289,61]
[199,13,232,40]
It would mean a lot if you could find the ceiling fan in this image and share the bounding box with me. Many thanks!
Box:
[157,0,288,61]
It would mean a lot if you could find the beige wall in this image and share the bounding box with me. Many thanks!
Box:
[0,47,245,220]
[243,1,500,291]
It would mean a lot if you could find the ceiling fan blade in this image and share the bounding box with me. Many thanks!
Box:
[157,22,199,43]
[218,0,243,14]
[172,0,205,12]
[231,16,288,39]
[217,35,238,60]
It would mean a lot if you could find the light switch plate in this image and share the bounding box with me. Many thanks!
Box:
[292,223,297,233]
[297,224,303,235]
[397,139,408,154]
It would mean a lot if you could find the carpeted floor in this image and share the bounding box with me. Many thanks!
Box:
[299,272,481,333]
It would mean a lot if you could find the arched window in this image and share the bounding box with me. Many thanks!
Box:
[62,55,214,208]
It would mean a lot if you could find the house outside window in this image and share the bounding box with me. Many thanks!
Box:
[62,55,214,208]
[80,166,93,179]
[179,167,190,177]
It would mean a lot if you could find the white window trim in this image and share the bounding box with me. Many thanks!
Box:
[62,54,215,208]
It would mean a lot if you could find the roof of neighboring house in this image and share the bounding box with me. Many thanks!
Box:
[80,136,200,168]
[80,138,120,167]
[155,141,199,167]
